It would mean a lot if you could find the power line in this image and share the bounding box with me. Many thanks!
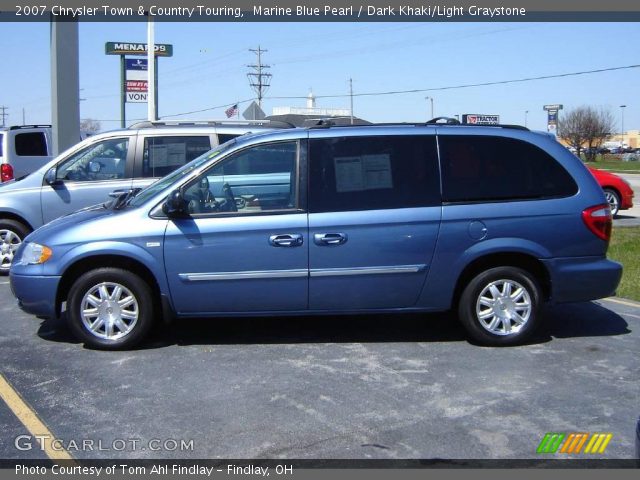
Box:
[89,63,640,122]
[266,64,640,101]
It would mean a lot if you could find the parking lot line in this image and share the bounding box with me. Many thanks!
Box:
[0,281,9,285]
[0,373,74,460]
[601,297,640,308]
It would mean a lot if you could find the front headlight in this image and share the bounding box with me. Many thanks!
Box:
[20,242,53,265]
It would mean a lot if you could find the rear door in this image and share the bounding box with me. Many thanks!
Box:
[307,130,442,310]
[10,130,52,178]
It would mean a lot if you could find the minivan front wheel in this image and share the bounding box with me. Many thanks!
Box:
[458,267,541,346]
[0,219,30,275]
[67,268,155,349]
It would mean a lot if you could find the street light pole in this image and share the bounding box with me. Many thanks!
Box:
[425,96,434,119]
[620,105,626,148]
[525,110,529,127]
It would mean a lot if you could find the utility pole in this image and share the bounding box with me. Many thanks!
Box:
[349,78,354,125]
[247,46,272,108]
[0,106,8,127]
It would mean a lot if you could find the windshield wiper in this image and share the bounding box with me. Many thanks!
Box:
[105,188,142,210]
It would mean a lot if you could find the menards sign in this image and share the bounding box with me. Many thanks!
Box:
[105,42,173,57]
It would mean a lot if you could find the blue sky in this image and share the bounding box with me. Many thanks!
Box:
[2,21,639,132]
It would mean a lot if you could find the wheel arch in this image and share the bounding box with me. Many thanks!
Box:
[0,212,34,232]
[56,255,164,319]
[452,252,552,309]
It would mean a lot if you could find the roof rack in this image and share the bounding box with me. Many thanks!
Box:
[128,119,295,129]
[8,124,52,130]
[306,119,530,131]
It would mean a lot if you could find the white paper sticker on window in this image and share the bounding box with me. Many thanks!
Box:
[149,143,187,167]
[334,154,392,192]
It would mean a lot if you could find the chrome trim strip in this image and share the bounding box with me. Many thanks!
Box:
[179,269,308,282]
[310,264,426,277]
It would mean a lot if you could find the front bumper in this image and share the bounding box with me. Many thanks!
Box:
[620,188,634,210]
[10,273,61,318]
[542,257,622,304]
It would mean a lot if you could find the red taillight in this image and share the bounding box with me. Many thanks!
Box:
[582,204,612,241]
[0,164,13,182]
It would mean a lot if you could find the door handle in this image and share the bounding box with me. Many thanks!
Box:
[314,233,348,246]
[269,234,303,247]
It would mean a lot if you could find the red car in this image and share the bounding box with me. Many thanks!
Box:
[588,166,634,217]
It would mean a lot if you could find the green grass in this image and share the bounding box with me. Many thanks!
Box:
[583,155,640,172]
[608,227,640,301]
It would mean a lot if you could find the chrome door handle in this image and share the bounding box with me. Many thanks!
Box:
[269,234,303,247]
[314,233,348,246]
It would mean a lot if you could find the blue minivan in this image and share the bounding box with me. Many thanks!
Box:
[9,123,622,349]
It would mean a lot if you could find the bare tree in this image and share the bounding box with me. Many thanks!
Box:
[558,106,615,162]
[80,118,101,135]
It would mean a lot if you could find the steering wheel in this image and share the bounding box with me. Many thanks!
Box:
[222,183,238,212]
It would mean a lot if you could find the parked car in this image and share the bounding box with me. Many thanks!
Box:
[0,125,53,182]
[587,166,634,217]
[0,120,290,273]
[10,122,621,349]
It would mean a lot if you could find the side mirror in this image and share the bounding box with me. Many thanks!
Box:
[88,161,101,173]
[44,167,59,185]
[162,189,187,217]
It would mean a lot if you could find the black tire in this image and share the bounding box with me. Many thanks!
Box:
[0,219,31,275]
[603,188,621,217]
[458,266,542,346]
[66,268,155,350]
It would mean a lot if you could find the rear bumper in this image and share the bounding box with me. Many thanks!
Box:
[620,188,634,210]
[542,257,622,304]
[9,273,60,318]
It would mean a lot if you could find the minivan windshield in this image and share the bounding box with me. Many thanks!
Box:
[128,139,237,208]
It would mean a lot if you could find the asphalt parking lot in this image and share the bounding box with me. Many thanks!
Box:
[0,279,638,461]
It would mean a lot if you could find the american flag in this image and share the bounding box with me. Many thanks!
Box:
[225,104,238,118]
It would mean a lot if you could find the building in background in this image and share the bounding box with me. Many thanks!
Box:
[268,90,369,127]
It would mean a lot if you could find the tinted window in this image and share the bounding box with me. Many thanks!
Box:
[142,136,211,178]
[183,141,298,215]
[309,135,440,213]
[15,132,48,156]
[217,133,240,145]
[56,138,129,182]
[439,135,578,203]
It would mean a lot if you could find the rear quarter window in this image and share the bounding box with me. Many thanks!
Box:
[439,135,578,203]
[14,132,48,156]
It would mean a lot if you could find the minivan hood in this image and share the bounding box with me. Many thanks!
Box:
[27,204,121,244]
[0,169,46,193]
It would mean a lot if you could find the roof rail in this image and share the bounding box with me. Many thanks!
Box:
[303,119,531,131]
[426,117,461,125]
[8,124,52,130]
[128,119,295,129]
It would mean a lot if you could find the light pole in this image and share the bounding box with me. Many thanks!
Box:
[425,96,434,119]
[524,110,529,127]
[620,105,626,148]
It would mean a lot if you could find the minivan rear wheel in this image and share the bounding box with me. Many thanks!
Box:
[67,268,155,350]
[458,267,541,346]
[0,219,31,275]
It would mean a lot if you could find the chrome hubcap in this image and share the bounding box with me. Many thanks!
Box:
[0,229,21,270]
[80,282,139,340]
[476,279,532,336]
[605,191,619,215]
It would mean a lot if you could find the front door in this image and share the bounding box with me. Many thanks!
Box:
[163,139,308,315]
[41,135,135,224]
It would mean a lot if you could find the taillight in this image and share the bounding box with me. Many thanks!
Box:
[0,164,13,182]
[582,204,612,241]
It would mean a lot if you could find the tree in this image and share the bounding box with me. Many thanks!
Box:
[80,118,101,135]
[557,106,615,162]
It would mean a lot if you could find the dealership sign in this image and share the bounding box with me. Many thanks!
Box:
[125,58,147,103]
[543,104,563,134]
[462,114,500,125]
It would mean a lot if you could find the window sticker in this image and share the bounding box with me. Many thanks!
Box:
[149,143,187,167]
[334,154,393,192]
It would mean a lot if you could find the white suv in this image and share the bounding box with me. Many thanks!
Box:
[0,125,53,182]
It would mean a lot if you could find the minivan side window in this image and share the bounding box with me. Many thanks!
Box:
[56,138,129,182]
[309,135,440,213]
[439,136,578,203]
[15,132,48,156]
[182,141,298,215]
[142,136,211,178]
